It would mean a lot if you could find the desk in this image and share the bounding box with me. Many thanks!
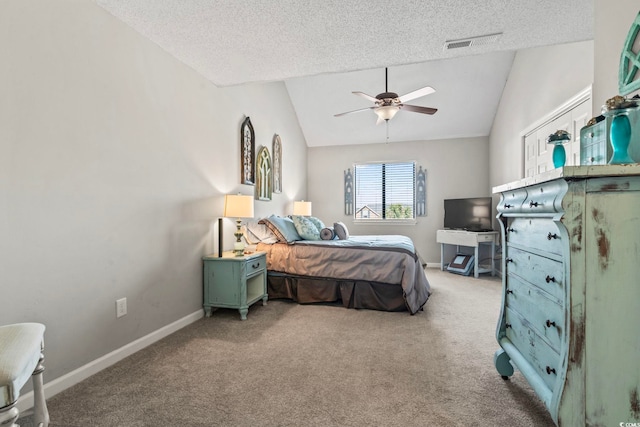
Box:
[436,229,498,278]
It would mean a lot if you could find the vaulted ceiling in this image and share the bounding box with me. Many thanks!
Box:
[96,0,594,146]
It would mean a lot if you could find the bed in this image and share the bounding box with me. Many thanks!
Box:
[246,216,431,314]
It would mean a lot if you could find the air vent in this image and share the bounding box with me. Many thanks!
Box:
[444,32,503,50]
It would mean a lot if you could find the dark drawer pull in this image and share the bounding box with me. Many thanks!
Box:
[507,227,515,233]
[506,289,513,294]
[504,204,513,209]
[506,258,513,263]
[251,262,261,269]
[547,232,558,240]
[546,320,556,328]
[505,323,512,329]
[545,275,556,283]
[546,366,556,375]
[529,200,539,207]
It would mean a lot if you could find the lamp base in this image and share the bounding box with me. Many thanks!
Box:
[234,218,244,257]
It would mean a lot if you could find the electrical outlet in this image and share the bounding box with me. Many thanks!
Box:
[116,298,127,318]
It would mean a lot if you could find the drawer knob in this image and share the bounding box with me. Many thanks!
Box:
[529,200,539,208]
[546,320,556,328]
[546,366,557,375]
[252,262,261,269]
[504,203,513,209]
[547,232,558,240]
[507,227,515,233]
[506,258,514,263]
[545,275,556,283]
[505,323,512,329]
[506,289,513,294]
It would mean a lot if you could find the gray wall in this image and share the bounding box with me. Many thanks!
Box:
[307,137,491,263]
[0,1,307,384]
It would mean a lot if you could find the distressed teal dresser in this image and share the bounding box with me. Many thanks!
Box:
[493,165,640,426]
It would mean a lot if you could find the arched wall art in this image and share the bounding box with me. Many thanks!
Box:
[272,134,282,194]
[240,117,255,185]
[256,146,272,201]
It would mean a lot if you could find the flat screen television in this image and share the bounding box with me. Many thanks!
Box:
[444,197,493,232]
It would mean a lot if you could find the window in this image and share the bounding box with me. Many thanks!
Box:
[353,161,415,220]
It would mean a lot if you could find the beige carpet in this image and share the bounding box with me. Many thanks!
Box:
[19,269,555,427]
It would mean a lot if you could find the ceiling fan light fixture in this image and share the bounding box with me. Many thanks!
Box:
[375,105,400,121]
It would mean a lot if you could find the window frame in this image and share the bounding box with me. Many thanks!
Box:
[352,160,417,225]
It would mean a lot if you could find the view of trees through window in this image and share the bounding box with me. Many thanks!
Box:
[353,161,415,220]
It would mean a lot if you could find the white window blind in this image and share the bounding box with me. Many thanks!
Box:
[353,161,415,220]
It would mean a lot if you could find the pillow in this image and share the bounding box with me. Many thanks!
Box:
[307,216,325,233]
[291,215,321,240]
[243,221,278,245]
[320,227,336,240]
[333,221,349,240]
[259,215,301,243]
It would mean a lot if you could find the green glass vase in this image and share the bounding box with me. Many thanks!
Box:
[608,109,635,164]
[551,142,566,168]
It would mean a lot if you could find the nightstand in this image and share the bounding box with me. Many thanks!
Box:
[202,251,268,320]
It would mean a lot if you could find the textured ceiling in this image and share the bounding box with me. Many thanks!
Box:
[95,0,594,146]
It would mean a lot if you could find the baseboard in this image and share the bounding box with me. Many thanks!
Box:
[425,262,442,269]
[17,309,203,413]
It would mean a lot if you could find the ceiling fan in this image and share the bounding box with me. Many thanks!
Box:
[334,67,438,125]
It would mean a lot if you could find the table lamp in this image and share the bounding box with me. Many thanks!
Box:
[293,200,312,216]
[224,194,254,256]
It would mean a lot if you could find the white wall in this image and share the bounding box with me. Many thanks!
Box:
[0,1,307,385]
[489,40,594,188]
[490,2,640,189]
[307,137,491,263]
[594,0,640,105]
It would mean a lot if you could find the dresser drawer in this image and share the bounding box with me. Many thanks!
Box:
[521,181,566,215]
[580,120,608,165]
[506,218,564,257]
[504,307,560,391]
[245,254,266,278]
[505,246,564,301]
[498,188,528,214]
[505,275,563,351]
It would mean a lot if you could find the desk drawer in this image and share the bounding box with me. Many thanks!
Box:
[506,218,564,257]
[505,246,564,301]
[505,275,563,351]
[504,307,560,391]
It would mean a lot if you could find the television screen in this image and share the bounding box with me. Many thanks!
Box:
[444,197,493,232]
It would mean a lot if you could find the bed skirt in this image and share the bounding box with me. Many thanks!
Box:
[267,271,409,312]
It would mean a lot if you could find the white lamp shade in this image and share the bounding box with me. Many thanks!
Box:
[224,194,254,218]
[293,201,312,216]
[374,105,400,121]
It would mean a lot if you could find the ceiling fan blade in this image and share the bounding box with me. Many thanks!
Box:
[352,91,379,102]
[400,104,438,115]
[398,86,435,103]
[334,106,376,117]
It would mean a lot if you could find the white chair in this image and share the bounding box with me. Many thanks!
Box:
[0,323,49,427]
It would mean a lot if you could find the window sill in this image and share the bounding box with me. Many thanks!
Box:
[353,219,418,225]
